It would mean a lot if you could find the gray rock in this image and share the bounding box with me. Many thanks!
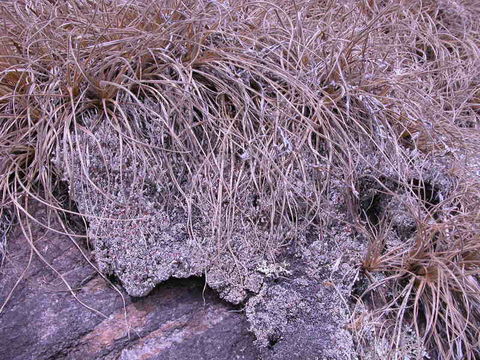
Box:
[0,204,258,360]
[55,115,363,359]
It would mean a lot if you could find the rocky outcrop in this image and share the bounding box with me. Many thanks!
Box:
[0,202,362,360]
[0,206,258,360]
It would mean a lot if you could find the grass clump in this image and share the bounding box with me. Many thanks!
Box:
[0,0,479,358]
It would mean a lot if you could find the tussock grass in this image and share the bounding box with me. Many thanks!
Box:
[0,0,479,358]
[355,180,480,359]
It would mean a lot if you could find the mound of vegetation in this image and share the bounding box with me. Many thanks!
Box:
[1,0,479,358]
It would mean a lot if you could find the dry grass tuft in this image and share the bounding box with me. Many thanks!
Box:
[355,180,480,359]
[0,0,479,358]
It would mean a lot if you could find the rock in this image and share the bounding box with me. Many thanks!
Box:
[0,202,363,360]
[0,205,258,360]
[245,231,362,360]
[55,114,364,358]
[60,120,268,303]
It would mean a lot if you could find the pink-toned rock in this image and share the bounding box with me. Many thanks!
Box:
[0,205,258,360]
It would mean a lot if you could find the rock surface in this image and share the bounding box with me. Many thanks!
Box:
[57,110,363,359]
[0,205,258,360]
[0,203,362,360]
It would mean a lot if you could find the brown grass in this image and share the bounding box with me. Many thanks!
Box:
[0,0,479,358]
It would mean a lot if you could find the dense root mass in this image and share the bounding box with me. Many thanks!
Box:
[1,0,480,359]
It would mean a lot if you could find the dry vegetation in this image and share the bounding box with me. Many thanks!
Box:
[1,0,479,359]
